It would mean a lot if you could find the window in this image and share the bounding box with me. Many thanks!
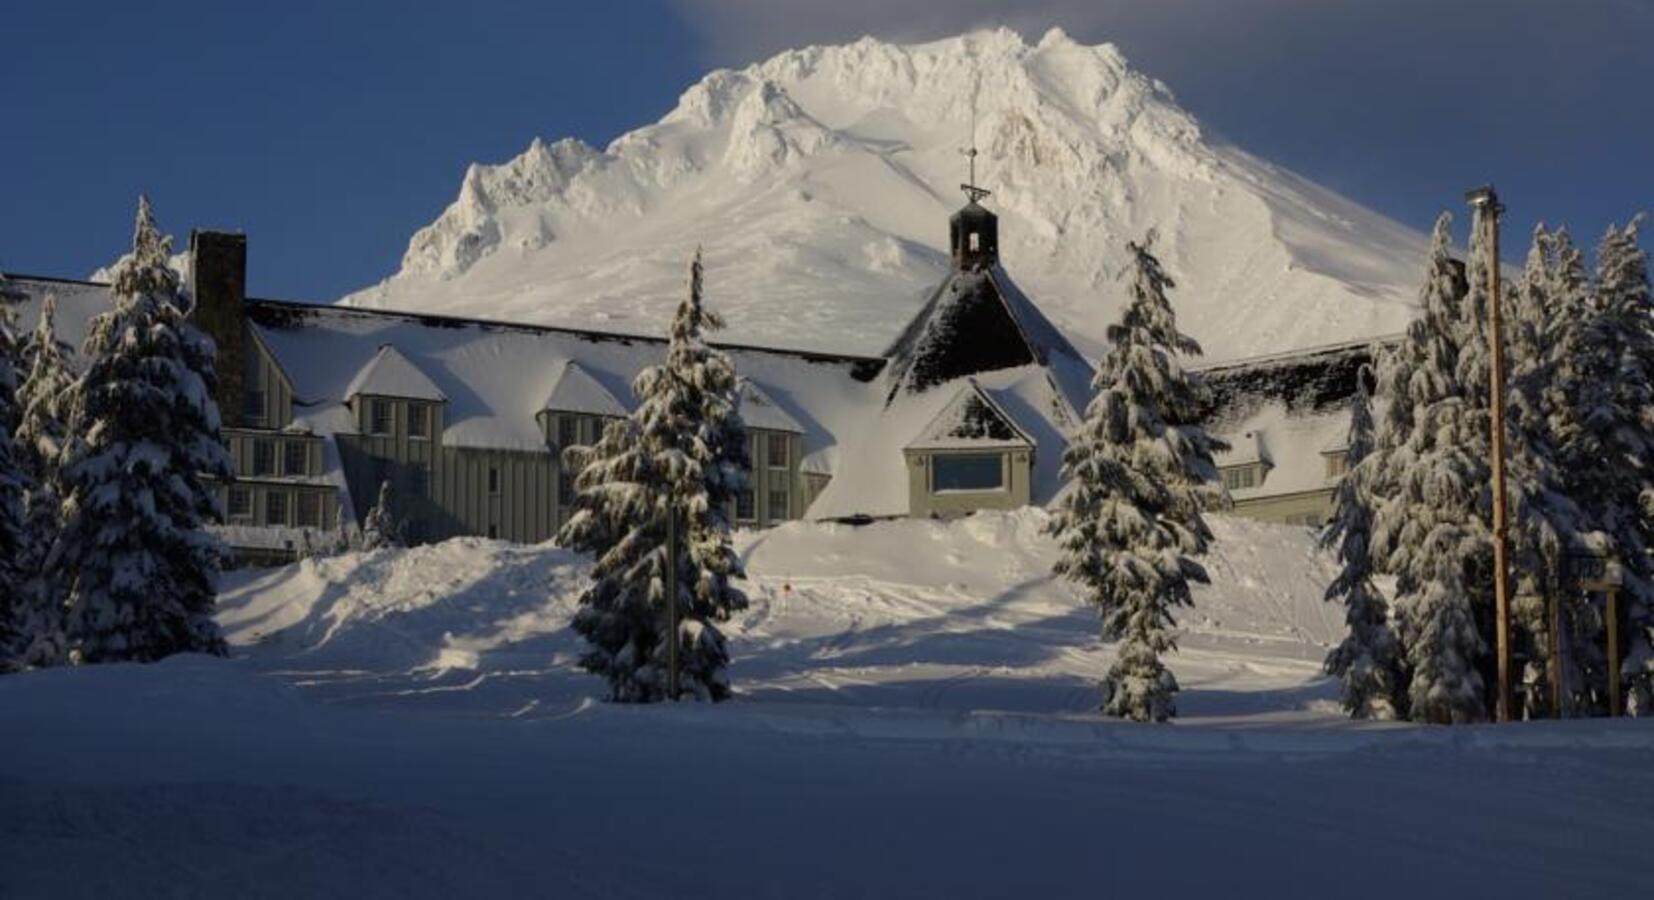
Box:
[265,491,288,526]
[369,399,393,436]
[969,231,981,251]
[558,471,576,506]
[408,403,430,439]
[488,466,501,495]
[557,415,580,449]
[736,489,756,522]
[1221,465,1259,491]
[242,389,266,425]
[283,441,308,476]
[296,492,323,528]
[766,433,789,469]
[768,488,789,521]
[1325,452,1349,479]
[932,454,1003,492]
[252,439,276,476]
[227,487,251,520]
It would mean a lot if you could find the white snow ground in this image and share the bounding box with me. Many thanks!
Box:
[3,512,1650,898]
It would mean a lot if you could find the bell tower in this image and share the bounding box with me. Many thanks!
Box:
[949,147,998,271]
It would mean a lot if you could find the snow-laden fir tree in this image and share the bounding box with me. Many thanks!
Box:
[46,197,232,664]
[0,290,30,667]
[16,293,74,557]
[559,249,749,702]
[359,479,404,550]
[1583,218,1654,715]
[1048,235,1225,722]
[1319,367,1406,719]
[1370,214,1490,724]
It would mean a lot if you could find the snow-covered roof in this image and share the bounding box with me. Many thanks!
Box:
[1214,430,1269,468]
[345,344,448,402]
[541,360,629,417]
[905,380,1033,450]
[738,379,804,433]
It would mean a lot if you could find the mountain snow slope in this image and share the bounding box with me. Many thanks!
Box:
[342,28,1425,362]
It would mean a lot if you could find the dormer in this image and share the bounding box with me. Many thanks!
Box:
[538,361,628,451]
[344,344,447,441]
[902,379,1034,517]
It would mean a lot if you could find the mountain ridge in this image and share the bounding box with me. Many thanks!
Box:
[341,27,1424,362]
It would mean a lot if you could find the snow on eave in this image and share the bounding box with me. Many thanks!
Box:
[344,344,448,403]
[739,378,805,434]
[540,360,629,418]
[905,378,1035,451]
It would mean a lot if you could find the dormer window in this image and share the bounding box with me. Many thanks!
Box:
[408,403,431,440]
[369,399,393,436]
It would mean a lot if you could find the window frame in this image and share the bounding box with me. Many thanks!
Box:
[408,403,431,440]
[931,453,1005,493]
[251,439,276,477]
[369,399,393,437]
[282,441,308,477]
[735,488,756,523]
[767,487,789,521]
[766,433,789,470]
[265,490,288,527]
[227,487,252,521]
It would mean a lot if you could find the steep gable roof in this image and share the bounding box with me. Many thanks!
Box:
[344,344,447,402]
[541,360,628,417]
[905,379,1033,450]
[881,265,1091,412]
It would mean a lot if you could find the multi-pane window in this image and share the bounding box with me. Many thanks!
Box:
[242,389,266,425]
[932,454,1003,492]
[557,415,580,449]
[296,492,323,528]
[370,399,393,436]
[227,487,251,520]
[767,489,789,521]
[408,403,430,439]
[766,433,789,469]
[1324,452,1349,479]
[1221,465,1259,491]
[283,441,308,476]
[265,491,288,526]
[252,439,276,476]
[736,489,756,522]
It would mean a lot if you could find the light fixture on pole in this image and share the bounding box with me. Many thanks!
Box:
[1466,184,1513,724]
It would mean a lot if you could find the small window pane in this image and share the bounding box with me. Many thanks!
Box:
[265,491,288,526]
[228,488,251,519]
[408,404,430,439]
[370,400,393,436]
[283,441,307,476]
[252,439,275,476]
[932,454,1003,492]
[767,433,788,469]
[768,489,789,521]
[736,489,755,522]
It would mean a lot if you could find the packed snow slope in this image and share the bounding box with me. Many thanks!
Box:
[212,510,1345,720]
[342,28,1425,362]
[4,512,1651,898]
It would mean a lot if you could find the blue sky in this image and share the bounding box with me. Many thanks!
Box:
[3,0,1650,300]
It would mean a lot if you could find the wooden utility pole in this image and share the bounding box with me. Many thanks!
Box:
[666,502,681,701]
[1467,185,1513,723]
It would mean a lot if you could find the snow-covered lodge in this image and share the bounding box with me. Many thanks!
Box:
[3,197,1372,563]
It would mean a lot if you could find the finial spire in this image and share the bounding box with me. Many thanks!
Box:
[960,78,991,205]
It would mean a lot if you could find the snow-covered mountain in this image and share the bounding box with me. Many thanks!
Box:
[342,28,1425,362]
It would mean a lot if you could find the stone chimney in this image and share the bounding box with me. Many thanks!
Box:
[188,230,248,428]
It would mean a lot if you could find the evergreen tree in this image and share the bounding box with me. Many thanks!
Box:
[1371,214,1490,724]
[359,479,403,551]
[1320,367,1406,719]
[1048,235,1225,722]
[1585,218,1654,715]
[559,249,749,702]
[0,291,29,667]
[46,197,232,664]
[15,294,73,569]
